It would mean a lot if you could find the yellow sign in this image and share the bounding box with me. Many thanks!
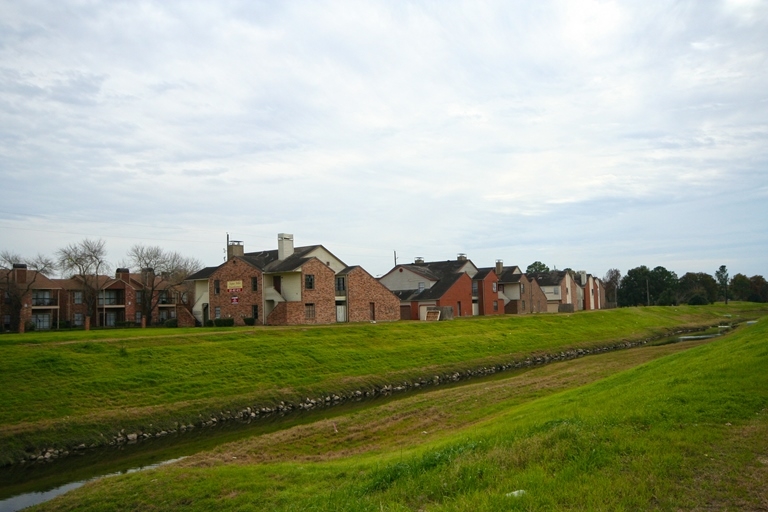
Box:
[227,280,243,292]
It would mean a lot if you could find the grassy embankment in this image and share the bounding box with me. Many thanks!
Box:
[1,303,765,465]
[31,310,768,511]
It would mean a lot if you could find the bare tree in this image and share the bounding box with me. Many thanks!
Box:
[57,239,110,326]
[603,268,621,306]
[1,251,56,332]
[126,245,202,324]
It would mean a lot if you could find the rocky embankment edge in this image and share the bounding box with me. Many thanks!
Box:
[7,327,712,467]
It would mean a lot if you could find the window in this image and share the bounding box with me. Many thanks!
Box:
[335,276,346,292]
[32,290,52,306]
[492,282,497,292]
[305,303,315,319]
[522,300,526,311]
[73,291,83,304]
[215,307,221,319]
[472,281,478,295]
[418,281,425,292]
[252,305,259,320]
[305,274,315,290]
[136,291,144,305]
[521,283,525,293]
[553,287,559,296]
[158,291,169,304]
[2,314,10,330]
[251,277,258,292]
[74,313,84,326]
[493,300,498,311]
[214,280,220,295]
[33,313,51,330]
[98,290,119,306]
[135,312,142,324]
[370,302,376,321]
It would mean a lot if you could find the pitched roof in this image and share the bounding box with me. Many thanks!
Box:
[241,245,324,273]
[394,272,466,302]
[473,268,495,280]
[529,271,568,287]
[396,259,473,282]
[186,266,219,280]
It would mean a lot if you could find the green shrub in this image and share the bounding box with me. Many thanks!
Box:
[163,318,178,328]
[688,294,709,305]
[205,320,215,327]
[213,318,235,327]
[24,321,35,332]
[243,317,255,326]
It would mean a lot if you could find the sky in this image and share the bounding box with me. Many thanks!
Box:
[1,0,767,280]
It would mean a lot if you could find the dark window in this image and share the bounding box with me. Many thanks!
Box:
[74,291,83,304]
[335,276,346,292]
[305,303,315,319]
[522,300,526,311]
[252,305,259,319]
[251,277,258,291]
[370,302,376,321]
[521,283,525,293]
[305,274,315,290]
[214,280,220,295]
[472,282,478,295]
[136,291,144,304]
[493,300,498,311]
[215,307,221,319]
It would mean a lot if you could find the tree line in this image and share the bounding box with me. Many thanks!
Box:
[1,239,201,332]
[601,265,768,307]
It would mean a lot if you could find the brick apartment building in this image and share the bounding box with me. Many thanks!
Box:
[185,234,400,326]
[380,254,503,320]
[483,262,548,314]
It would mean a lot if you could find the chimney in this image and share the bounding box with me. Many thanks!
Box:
[495,260,504,275]
[277,233,294,260]
[457,253,467,262]
[414,257,425,265]
[116,268,130,281]
[12,263,27,284]
[141,268,155,285]
[579,270,587,285]
[227,240,244,260]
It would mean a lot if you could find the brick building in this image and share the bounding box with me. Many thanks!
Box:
[1,264,62,332]
[482,262,548,314]
[381,254,499,320]
[529,271,581,313]
[186,234,400,326]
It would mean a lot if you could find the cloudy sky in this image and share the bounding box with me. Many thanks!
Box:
[1,0,766,279]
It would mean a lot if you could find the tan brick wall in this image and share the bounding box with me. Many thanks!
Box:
[208,257,263,326]
[346,267,400,323]
[505,276,548,314]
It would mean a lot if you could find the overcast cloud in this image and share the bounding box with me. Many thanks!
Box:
[1,0,766,278]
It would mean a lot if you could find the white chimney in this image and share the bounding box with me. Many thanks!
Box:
[278,233,294,260]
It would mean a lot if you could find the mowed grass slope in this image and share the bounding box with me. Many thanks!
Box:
[1,304,764,464]
[35,316,768,511]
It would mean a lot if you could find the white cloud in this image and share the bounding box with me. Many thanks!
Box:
[1,0,767,278]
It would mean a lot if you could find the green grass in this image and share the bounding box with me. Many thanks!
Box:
[1,303,765,465]
[33,314,768,511]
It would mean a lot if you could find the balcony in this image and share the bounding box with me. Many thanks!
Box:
[98,297,125,306]
[31,297,57,307]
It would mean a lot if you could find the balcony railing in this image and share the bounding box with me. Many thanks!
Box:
[98,297,124,306]
[32,298,57,306]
